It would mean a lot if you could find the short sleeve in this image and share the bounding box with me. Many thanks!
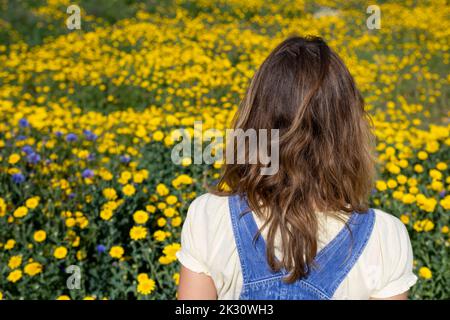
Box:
[176,196,211,276]
[370,213,418,298]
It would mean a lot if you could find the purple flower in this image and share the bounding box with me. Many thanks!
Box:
[120,155,130,164]
[87,154,96,162]
[82,169,94,179]
[16,135,27,141]
[440,190,446,198]
[96,245,106,253]
[22,145,34,155]
[12,173,25,184]
[27,152,41,164]
[68,193,76,199]
[83,130,97,141]
[19,118,30,128]
[55,131,63,137]
[66,133,78,142]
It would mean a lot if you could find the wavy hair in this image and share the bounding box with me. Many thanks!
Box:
[211,35,376,282]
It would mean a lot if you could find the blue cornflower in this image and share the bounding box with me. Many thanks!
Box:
[12,173,25,184]
[83,129,98,141]
[66,133,78,142]
[22,145,34,154]
[82,169,94,179]
[96,245,106,253]
[120,155,131,164]
[19,118,30,128]
[27,152,41,164]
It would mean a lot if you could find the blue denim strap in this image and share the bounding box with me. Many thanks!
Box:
[306,209,375,296]
[229,194,375,296]
[228,194,284,283]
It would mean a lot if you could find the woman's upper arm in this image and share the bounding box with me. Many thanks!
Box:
[371,291,409,300]
[369,211,417,299]
[175,195,218,299]
[177,266,217,300]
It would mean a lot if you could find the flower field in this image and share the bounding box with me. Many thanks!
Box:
[0,0,448,300]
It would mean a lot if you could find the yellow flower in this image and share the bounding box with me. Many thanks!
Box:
[402,194,415,204]
[7,270,22,283]
[8,255,22,269]
[387,179,397,189]
[441,226,449,234]
[375,180,387,192]
[440,196,450,210]
[422,219,435,232]
[171,217,182,227]
[400,214,409,224]
[421,198,437,213]
[414,164,424,173]
[130,226,147,241]
[173,272,180,285]
[100,209,113,220]
[120,171,132,183]
[133,210,149,224]
[163,207,176,218]
[418,267,432,279]
[436,162,447,170]
[157,217,167,227]
[54,246,68,259]
[413,219,435,232]
[109,246,124,259]
[77,250,87,261]
[396,175,407,184]
[156,183,169,196]
[102,188,118,200]
[425,141,439,153]
[13,206,28,218]
[429,169,442,180]
[0,197,6,217]
[33,230,46,242]
[146,204,156,213]
[181,157,192,167]
[137,278,156,295]
[8,154,20,165]
[122,184,136,196]
[56,295,71,300]
[166,195,178,205]
[417,151,428,160]
[25,197,40,209]
[66,217,76,227]
[153,230,167,242]
[159,243,181,264]
[24,262,43,276]
[4,239,15,250]
[137,273,149,282]
[133,172,145,184]
[153,131,164,141]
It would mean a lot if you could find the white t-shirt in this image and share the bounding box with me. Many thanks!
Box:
[176,193,418,299]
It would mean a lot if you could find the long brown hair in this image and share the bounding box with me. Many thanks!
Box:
[211,35,376,282]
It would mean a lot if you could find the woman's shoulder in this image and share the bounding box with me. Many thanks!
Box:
[371,208,409,239]
[356,208,417,298]
[177,193,236,276]
[186,192,230,221]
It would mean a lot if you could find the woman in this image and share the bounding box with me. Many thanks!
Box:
[176,36,417,300]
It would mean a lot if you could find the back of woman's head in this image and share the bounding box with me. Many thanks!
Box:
[214,35,375,282]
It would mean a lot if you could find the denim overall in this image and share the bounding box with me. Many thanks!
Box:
[228,194,375,300]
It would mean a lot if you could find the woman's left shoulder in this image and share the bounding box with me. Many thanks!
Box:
[370,208,410,241]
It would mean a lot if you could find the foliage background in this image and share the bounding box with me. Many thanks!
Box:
[0,0,448,299]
